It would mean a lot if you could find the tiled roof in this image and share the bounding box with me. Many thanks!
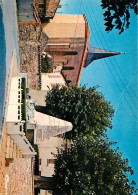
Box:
[29,111,73,141]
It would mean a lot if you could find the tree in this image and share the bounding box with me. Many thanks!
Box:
[101,0,137,34]
[53,136,136,195]
[45,85,114,139]
[41,55,51,73]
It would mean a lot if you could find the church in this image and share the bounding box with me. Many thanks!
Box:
[42,14,121,85]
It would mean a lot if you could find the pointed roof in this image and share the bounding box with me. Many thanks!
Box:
[29,111,73,141]
[84,43,121,67]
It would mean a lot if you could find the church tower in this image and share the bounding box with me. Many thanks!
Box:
[84,43,121,67]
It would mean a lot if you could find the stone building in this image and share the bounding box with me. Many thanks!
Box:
[18,24,49,89]
[42,14,90,85]
[27,110,73,177]
[42,14,121,85]
[17,0,49,90]
[34,0,61,19]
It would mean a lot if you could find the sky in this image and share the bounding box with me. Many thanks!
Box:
[57,0,138,186]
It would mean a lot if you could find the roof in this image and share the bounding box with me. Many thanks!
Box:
[10,134,36,157]
[17,0,34,22]
[29,111,73,140]
[85,43,121,67]
[45,0,60,18]
[28,90,47,106]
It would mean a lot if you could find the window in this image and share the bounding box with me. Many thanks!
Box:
[67,80,72,84]
[18,83,20,89]
[18,115,20,120]
[62,66,74,70]
[47,159,55,165]
[39,159,41,165]
[20,125,22,132]
[64,51,78,55]
[38,4,44,8]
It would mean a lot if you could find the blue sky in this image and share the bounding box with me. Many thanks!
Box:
[57,0,138,186]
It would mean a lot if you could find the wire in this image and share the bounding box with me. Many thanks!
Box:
[87,0,138,102]
[104,59,137,119]
[83,0,137,119]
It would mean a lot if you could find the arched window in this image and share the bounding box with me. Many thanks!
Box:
[62,66,74,70]
[67,80,72,84]
[64,51,78,55]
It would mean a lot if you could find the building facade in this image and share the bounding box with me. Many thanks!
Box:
[42,14,121,85]
[42,14,90,85]
[34,0,60,19]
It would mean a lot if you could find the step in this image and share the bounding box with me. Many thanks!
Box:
[13,143,17,159]
[9,139,13,158]
[6,135,11,158]
[16,146,20,158]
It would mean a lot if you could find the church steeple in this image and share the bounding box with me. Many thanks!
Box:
[84,43,121,67]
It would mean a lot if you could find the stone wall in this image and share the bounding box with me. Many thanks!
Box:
[18,24,41,42]
[40,30,49,53]
[0,125,23,194]
[34,0,60,18]
[0,126,7,194]
[18,24,49,89]
[5,158,33,195]
[45,0,60,18]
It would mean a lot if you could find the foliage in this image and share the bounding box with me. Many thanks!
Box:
[45,85,114,139]
[53,135,136,195]
[21,78,27,134]
[41,55,51,73]
[101,0,137,34]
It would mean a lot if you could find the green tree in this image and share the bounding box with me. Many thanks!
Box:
[45,85,114,139]
[53,136,136,195]
[101,0,137,34]
[41,55,51,73]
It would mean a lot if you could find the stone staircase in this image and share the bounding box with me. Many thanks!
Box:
[6,135,23,159]
[4,135,34,194]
